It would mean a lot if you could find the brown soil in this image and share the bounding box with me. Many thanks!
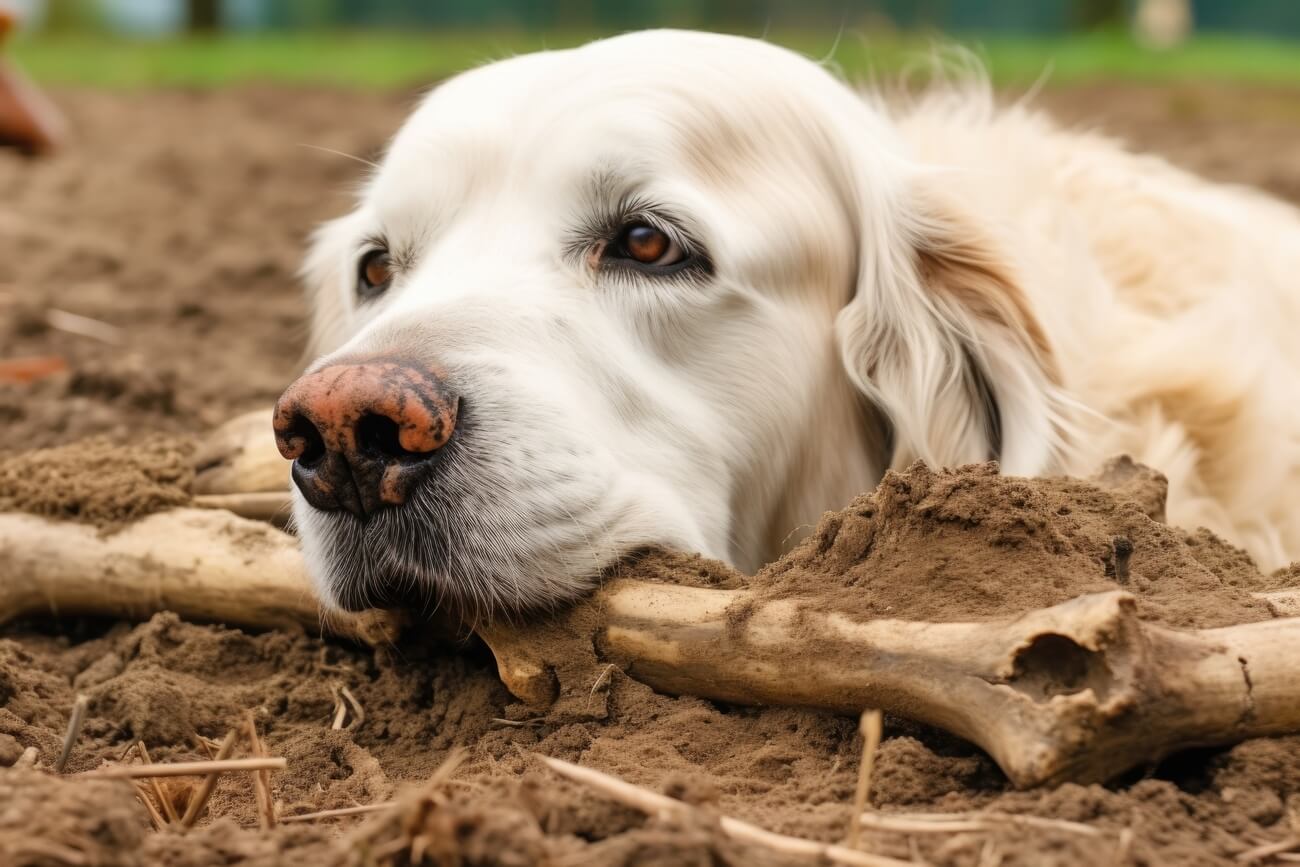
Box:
[0,436,193,527]
[751,458,1276,628]
[2,83,1300,867]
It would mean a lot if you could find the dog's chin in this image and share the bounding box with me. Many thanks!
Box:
[293,493,631,622]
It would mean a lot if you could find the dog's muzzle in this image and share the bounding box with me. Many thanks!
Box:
[272,358,459,519]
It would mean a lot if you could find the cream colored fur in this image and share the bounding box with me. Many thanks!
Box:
[896,90,1300,570]
[297,30,1300,613]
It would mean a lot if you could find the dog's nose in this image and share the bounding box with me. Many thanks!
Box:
[272,359,459,519]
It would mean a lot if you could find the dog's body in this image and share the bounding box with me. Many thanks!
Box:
[896,92,1300,571]
[287,30,1300,614]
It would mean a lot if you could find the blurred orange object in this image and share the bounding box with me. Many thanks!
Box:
[0,355,69,384]
[0,5,66,154]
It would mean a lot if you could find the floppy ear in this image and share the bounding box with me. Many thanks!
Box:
[836,183,1067,475]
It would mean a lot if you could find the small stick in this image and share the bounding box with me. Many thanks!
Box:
[180,730,241,827]
[339,686,365,729]
[45,308,124,345]
[55,694,89,773]
[491,717,544,727]
[858,811,1105,838]
[90,755,284,781]
[136,742,181,825]
[15,746,39,768]
[1238,837,1300,864]
[590,664,616,697]
[847,710,883,849]
[280,802,397,823]
[330,685,348,730]
[243,710,277,829]
[540,755,916,867]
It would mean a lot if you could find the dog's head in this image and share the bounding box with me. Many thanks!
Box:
[284,30,1062,617]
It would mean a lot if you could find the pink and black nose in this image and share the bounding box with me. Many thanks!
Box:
[272,359,459,519]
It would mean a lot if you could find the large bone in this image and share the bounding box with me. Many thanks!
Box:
[0,508,402,647]
[192,408,294,524]
[479,583,1300,787]
[1,507,1298,788]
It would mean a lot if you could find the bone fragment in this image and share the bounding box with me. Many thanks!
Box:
[480,580,1300,787]
[0,508,402,647]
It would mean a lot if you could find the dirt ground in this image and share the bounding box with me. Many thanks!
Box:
[2,82,1300,866]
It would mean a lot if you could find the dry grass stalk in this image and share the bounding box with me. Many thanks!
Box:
[281,802,397,823]
[346,749,467,860]
[490,717,544,728]
[858,810,1106,838]
[133,782,168,831]
[180,730,241,827]
[331,685,348,730]
[243,710,278,829]
[89,755,286,781]
[45,308,124,345]
[847,709,884,849]
[1238,837,1300,863]
[340,686,365,728]
[136,742,181,825]
[55,693,89,773]
[539,755,917,867]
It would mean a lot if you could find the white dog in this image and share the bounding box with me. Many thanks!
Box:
[275,30,1300,615]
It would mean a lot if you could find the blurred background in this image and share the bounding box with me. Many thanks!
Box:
[4,0,1298,89]
[1,6,1299,469]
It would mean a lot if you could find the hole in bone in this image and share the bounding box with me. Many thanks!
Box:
[1008,633,1113,701]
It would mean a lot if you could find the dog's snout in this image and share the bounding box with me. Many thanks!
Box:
[272,359,459,519]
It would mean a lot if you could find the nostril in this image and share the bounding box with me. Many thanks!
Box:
[291,415,326,468]
[356,413,429,462]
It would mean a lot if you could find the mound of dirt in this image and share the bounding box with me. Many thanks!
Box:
[752,458,1277,628]
[3,83,1300,866]
[0,435,194,528]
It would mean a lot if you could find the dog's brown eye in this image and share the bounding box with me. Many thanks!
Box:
[357,249,393,300]
[614,223,685,268]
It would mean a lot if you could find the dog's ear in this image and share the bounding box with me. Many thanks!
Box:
[836,183,1066,474]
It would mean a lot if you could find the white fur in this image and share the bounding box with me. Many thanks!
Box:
[298,30,1300,612]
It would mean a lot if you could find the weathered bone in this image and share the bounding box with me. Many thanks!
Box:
[193,408,292,498]
[478,582,1300,787]
[0,508,402,647]
[2,505,1298,788]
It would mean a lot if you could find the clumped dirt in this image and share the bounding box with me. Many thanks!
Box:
[0,436,193,527]
[2,83,1300,866]
[753,458,1277,628]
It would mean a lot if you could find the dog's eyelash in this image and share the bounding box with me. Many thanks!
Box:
[566,196,712,277]
[358,233,414,274]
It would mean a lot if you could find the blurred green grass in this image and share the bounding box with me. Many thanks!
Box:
[11,30,1300,89]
